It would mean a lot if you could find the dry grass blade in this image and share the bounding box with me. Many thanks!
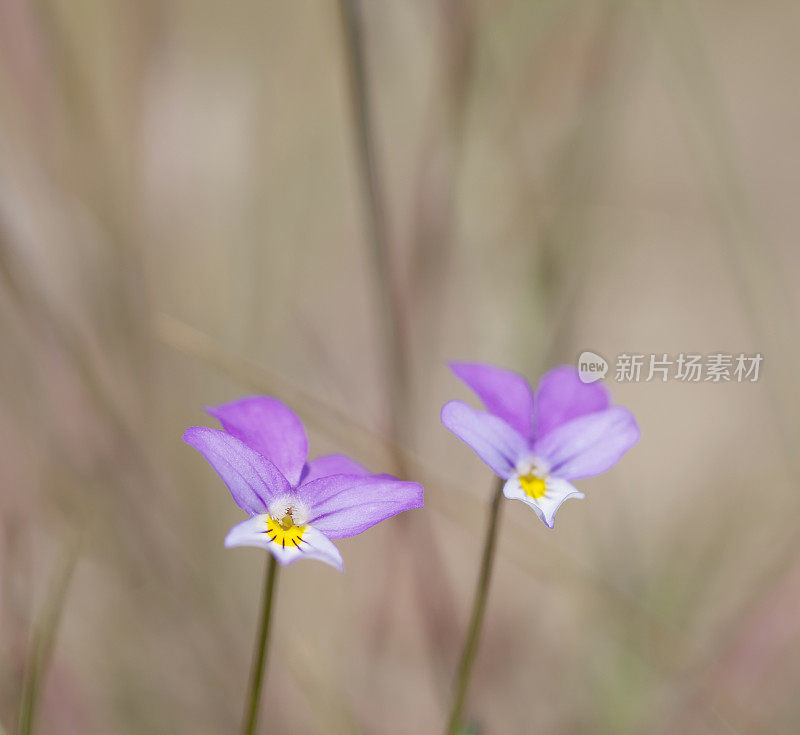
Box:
[336,0,410,460]
[17,537,80,735]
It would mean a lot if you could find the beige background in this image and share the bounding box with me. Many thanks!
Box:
[0,0,798,733]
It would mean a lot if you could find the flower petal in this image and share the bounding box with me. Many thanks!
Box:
[205,396,308,486]
[183,427,291,514]
[503,475,585,528]
[533,365,609,440]
[224,515,343,571]
[441,400,528,479]
[532,406,640,481]
[449,361,534,438]
[300,475,424,539]
[299,453,370,486]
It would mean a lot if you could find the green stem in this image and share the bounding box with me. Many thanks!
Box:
[445,479,504,735]
[240,555,279,735]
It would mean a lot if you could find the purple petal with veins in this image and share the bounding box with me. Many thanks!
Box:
[183,427,291,514]
[449,361,534,438]
[533,406,640,481]
[299,453,370,486]
[300,474,423,539]
[441,400,528,479]
[205,395,308,486]
[533,365,610,440]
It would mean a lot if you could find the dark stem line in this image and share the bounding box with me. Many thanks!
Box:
[18,540,79,735]
[240,555,279,735]
[337,0,409,460]
[445,478,504,735]
[337,0,463,693]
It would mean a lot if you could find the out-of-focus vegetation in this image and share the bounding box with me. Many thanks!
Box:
[0,0,799,733]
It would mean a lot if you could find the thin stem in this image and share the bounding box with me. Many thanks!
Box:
[445,478,504,735]
[336,2,460,691]
[18,539,79,735]
[336,0,409,462]
[240,555,279,735]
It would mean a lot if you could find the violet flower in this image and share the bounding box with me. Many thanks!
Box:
[184,396,423,571]
[442,362,639,528]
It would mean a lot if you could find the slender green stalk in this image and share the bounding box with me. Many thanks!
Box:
[445,479,504,735]
[18,539,79,735]
[240,555,279,735]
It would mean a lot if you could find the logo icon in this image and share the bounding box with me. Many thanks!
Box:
[577,351,608,384]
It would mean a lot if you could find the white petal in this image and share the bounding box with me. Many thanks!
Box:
[224,515,344,571]
[502,475,585,529]
[224,514,270,547]
[293,526,344,571]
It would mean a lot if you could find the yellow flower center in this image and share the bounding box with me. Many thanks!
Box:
[519,472,547,499]
[266,513,306,548]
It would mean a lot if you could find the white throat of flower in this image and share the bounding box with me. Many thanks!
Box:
[268,495,308,527]
[265,495,309,548]
[503,455,585,529]
[514,457,550,500]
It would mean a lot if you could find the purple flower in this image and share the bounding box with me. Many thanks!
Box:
[184,396,423,571]
[442,363,639,528]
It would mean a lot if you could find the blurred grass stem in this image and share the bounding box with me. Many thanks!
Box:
[17,539,79,735]
[337,0,459,690]
[445,478,504,735]
[337,0,409,457]
[240,556,279,735]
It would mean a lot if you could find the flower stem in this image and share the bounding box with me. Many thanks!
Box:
[240,555,279,735]
[445,478,504,735]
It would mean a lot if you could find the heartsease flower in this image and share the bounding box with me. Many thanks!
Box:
[184,396,423,571]
[442,363,639,528]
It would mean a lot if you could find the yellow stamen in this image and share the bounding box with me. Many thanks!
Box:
[519,473,547,499]
[266,516,306,548]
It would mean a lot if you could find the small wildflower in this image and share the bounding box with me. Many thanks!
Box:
[184,396,423,571]
[442,363,639,528]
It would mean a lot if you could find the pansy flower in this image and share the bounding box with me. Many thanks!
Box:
[442,363,639,528]
[184,396,423,571]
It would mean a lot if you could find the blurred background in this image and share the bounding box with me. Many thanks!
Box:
[1,0,799,733]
